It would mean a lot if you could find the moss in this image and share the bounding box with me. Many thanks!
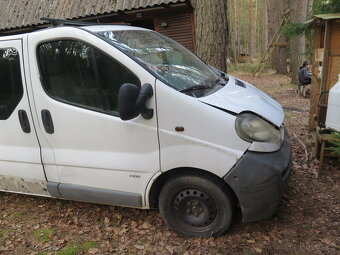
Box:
[37,252,49,255]
[0,229,12,236]
[56,241,98,255]
[284,111,293,119]
[33,229,55,243]
[56,246,79,255]
[0,228,12,242]
[10,212,22,218]
[243,250,254,255]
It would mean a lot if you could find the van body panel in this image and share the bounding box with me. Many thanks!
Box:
[0,39,46,195]
[26,27,160,201]
[223,128,291,222]
[0,175,49,196]
[22,34,60,183]
[48,182,142,207]
[156,80,251,177]
[199,76,284,127]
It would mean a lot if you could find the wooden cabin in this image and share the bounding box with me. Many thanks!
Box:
[309,13,340,131]
[0,0,195,52]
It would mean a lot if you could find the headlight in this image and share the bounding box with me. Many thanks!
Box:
[235,113,281,144]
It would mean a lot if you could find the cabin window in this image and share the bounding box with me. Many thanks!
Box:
[0,48,23,120]
[37,40,140,116]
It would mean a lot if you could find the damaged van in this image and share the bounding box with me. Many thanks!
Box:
[0,22,291,237]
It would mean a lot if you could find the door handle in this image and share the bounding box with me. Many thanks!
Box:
[41,110,54,134]
[18,110,31,133]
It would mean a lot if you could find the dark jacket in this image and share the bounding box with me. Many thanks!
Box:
[298,67,311,85]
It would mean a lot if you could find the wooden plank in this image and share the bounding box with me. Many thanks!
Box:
[271,42,288,47]
[321,21,332,95]
[309,25,323,131]
[330,21,340,50]
[330,48,340,56]
[327,56,340,89]
[315,48,324,62]
[254,9,292,76]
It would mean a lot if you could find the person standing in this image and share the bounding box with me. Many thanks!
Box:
[298,61,311,97]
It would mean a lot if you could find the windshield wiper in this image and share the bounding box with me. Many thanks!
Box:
[179,85,213,93]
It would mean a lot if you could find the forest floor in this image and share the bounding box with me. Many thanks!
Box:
[0,69,339,255]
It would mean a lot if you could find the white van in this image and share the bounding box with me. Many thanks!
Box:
[0,23,291,237]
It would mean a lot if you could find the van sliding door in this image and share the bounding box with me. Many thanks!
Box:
[0,39,47,196]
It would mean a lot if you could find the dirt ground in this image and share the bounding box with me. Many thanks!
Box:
[0,71,339,255]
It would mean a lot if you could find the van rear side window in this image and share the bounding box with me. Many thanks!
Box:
[0,48,23,120]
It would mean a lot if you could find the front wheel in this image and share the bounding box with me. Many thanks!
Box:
[158,173,234,237]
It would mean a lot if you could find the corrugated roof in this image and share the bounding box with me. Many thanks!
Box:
[0,0,187,31]
[314,13,340,20]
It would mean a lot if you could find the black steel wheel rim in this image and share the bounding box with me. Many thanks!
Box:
[173,189,218,230]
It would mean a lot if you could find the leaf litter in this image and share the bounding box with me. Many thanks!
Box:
[0,71,339,255]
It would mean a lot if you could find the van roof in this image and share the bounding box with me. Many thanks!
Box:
[0,24,148,41]
[82,25,149,33]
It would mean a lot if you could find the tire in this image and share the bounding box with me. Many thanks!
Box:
[158,173,234,237]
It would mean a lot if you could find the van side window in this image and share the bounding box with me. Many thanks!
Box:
[0,48,24,120]
[37,40,140,116]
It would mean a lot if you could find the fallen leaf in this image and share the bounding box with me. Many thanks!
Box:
[88,248,101,254]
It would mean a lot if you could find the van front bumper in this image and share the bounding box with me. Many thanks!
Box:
[223,128,291,222]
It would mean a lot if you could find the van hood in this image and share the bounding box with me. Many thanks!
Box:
[199,76,284,127]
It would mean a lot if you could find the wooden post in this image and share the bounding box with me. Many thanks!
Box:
[321,21,332,95]
[308,23,322,131]
[308,20,332,131]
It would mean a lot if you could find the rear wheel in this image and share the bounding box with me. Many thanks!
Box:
[158,173,234,237]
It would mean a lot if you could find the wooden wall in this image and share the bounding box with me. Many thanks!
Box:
[328,21,340,90]
[309,19,340,131]
[155,12,195,52]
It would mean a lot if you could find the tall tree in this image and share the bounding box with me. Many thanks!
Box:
[226,0,237,60]
[248,0,256,58]
[289,0,309,84]
[191,0,228,71]
[267,0,288,74]
[234,0,241,60]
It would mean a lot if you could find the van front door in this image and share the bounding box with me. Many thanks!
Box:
[28,29,159,207]
[0,39,47,195]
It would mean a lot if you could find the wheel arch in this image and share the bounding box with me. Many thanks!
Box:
[148,167,239,210]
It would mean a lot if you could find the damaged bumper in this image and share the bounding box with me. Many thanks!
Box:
[223,128,291,222]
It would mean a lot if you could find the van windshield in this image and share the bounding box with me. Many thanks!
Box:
[97,30,225,97]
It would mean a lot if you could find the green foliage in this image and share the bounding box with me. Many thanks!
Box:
[285,0,340,40]
[313,0,340,14]
[329,130,340,155]
[283,22,311,39]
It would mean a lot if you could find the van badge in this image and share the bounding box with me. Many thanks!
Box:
[129,175,141,178]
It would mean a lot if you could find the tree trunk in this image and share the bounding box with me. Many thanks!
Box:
[263,0,268,53]
[290,0,309,84]
[191,0,228,71]
[227,0,236,61]
[267,0,288,74]
[248,0,256,58]
[234,0,240,61]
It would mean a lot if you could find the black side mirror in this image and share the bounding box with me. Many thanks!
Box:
[118,83,154,121]
[135,83,154,120]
